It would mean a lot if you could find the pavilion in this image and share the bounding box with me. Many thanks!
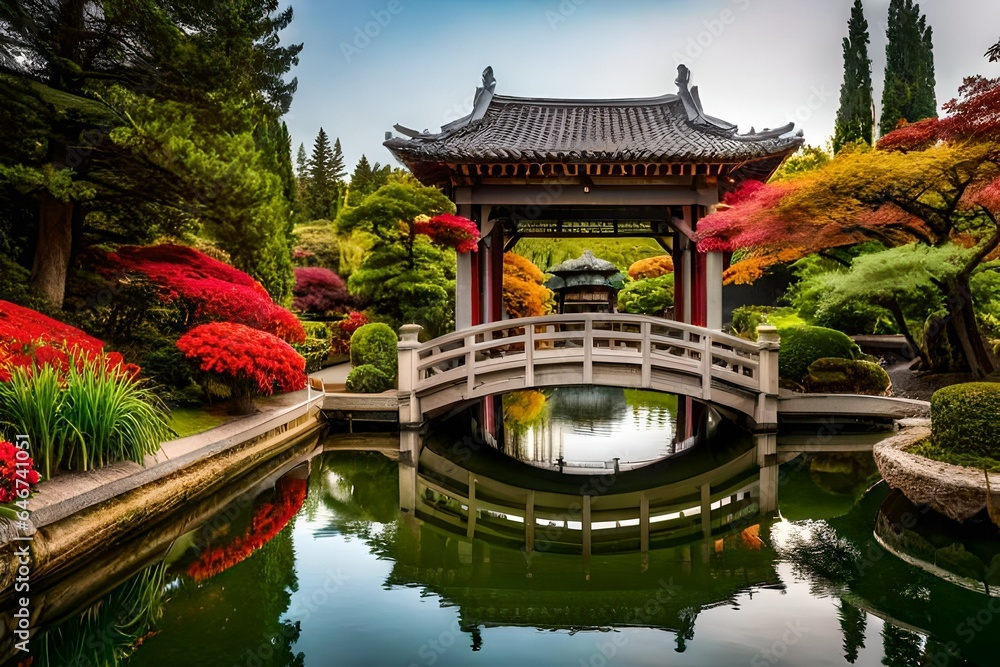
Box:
[385,65,802,331]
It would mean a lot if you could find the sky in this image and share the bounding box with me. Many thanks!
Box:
[279,0,1000,174]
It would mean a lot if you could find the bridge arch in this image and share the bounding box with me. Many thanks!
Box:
[398,314,780,430]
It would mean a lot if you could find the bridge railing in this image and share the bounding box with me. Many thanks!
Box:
[398,315,780,426]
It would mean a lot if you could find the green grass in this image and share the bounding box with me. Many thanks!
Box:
[909,438,1000,473]
[168,407,232,438]
[768,310,807,329]
[512,238,666,272]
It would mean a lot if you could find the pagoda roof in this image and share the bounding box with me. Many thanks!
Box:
[548,250,620,276]
[385,65,803,184]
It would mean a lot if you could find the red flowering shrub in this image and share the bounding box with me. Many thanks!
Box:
[0,440,41,505]
[0,300,139,382]
[104,244,305,344]
[413,213,480,254]
[330,311,368,356]
[292,267,350,315]
[176,322,306,414]
[186,476,307,581]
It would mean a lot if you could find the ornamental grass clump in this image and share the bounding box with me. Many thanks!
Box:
[176,322,306,415]
[0,356,171,477]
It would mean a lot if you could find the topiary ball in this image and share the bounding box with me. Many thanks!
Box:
[931,383,1000,458]
[346,364,393,393]
[349,323,398,381]
[778,325,863,383]
[802,358,891,396]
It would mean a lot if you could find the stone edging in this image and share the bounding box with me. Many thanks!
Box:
[873,422,997,522]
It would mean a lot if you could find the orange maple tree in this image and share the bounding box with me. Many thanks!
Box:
[628,255,674,280]
[697,76,1000,376]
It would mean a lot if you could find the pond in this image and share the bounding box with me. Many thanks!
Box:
[3,387,998,666]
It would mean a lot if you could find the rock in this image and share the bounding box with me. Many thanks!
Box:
[874,425,997,522]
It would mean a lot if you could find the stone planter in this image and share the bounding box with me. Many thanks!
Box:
[874,424,999,522]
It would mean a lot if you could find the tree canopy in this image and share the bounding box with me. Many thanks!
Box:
[880,0,937,135]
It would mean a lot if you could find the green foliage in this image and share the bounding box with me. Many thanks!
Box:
[0,255,51,315]
[338,181,458,336]
[0,357,171,476]
[930,383,1000,458]
[731,306,801,340]
[345,364,393,394]
[802,358,891,395]
[880,0,937,135]
[302,321,331,341]
[292,336,331,373]
[292,222,340,272]
[617,276,674,315]
[909,438,1000,472]
[779,326,864,382]
[346,155,393,205]
[513,238,663,272]
[833,0,875,152]
[771,145,833,182]
[923,310,964,372]
[303,129,345,220]
[349,324,398,382]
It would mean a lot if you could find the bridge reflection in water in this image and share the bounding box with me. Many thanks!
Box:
[398,387,780,574]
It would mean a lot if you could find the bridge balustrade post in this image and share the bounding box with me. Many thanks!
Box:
[398,324,424,428]
[755,325,781,467]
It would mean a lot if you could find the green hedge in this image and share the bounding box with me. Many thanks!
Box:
[931,383,1000,458]
[617,276,674,316]
[346,364,392,393]
[802,358,891,396]
[779,325,863,383]
[292,337,331,373]
[350,323,397,381]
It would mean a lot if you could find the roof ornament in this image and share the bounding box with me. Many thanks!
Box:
[470,66,497,123]
[674,64,738,133]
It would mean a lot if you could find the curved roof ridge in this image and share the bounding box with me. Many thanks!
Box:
[490,93,682,108]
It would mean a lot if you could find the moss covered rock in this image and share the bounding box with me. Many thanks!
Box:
[778,325,863,383]
[346,364,393,393]
[931,383,1000,458]
[350,323,398,381]
[802,358,891,396]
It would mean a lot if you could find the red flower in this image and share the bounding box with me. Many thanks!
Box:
[102,244,305,343]
[176,322,306,396]
[0,440,41,505]
[413,213,480,254]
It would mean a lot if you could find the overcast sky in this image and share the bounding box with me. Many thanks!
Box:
[280,0,1000,173]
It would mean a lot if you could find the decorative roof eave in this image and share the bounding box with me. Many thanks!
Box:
[385,65,805,185]
[548,250,620,276]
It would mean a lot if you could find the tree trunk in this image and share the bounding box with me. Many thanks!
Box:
[29,193,74,308]
[886,298,929,368]
[230,386,255,415]
[946,277,994,378]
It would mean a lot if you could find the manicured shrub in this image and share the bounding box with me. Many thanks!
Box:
[176,322,306,415]
[931,383,1000,458]
[292,267,350,315]
[349,323,398,381]
[628,255,674,280]
[346,364,393,393]
[103,244,305,343]
[617,276,674,316]
[731,305,779,340]
[802,358,892,396]
[779,325,863,383]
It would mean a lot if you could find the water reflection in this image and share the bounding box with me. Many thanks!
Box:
[501,387,681,472]
[7,426,1000,666]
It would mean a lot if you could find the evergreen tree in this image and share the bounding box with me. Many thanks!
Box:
[307,127,335,219]
[880,0,937,136]
[833,0,874,152]
[295,142,309,216]
[331,138,346,182]
[347,155,393,205]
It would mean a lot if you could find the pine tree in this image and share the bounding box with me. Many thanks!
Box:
[307,128,335,219]
[833,0,874,152]
[331,138,346,183]
[295,142,309,216]
[880,0,937,136]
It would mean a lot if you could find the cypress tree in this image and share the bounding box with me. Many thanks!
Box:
[307,127,335,219]
[331,138,346,183]
[880,0,937,136]
[833,0,874,152]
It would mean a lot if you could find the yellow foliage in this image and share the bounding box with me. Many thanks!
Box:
[503,253,553,318]
[628,255,674,280]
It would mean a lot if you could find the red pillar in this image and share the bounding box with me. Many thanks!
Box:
[692,249,707,328]
[470,244,482,327]
[490,222,504,323]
